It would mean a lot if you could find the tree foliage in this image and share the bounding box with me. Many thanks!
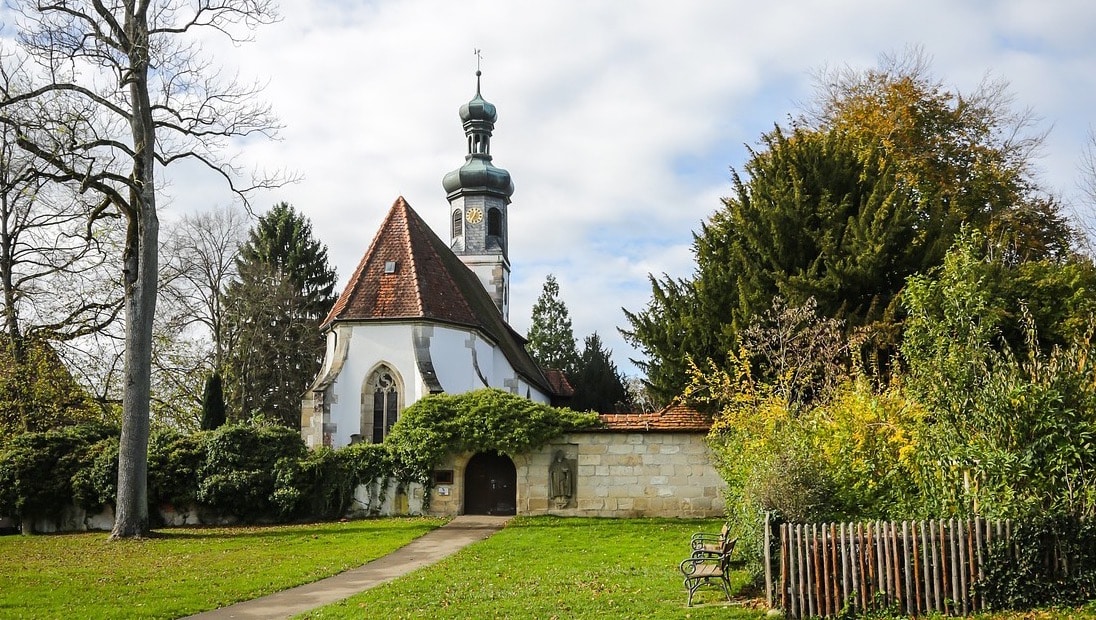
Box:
[200,372,226,431]
[526,274,579,374]
[223,202,337,427]
[624,53,1074,400]
[0,338,100,439]
[569,333,630,413]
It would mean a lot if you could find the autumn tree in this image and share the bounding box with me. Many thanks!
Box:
[0,1,281,538]
[624,51,1074,400]
[526,274,580,375]
[223,203,336,427]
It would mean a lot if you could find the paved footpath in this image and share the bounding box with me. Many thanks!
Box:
[183,515,511,620]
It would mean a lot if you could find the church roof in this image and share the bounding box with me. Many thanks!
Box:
[597,404,712,433]
[323,196,553,394]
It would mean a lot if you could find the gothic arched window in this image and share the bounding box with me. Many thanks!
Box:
[487,207,502,238]
[362,366,401,443]
[451,209,463,239]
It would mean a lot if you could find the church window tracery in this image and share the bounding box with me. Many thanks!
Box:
[362,366,401,443]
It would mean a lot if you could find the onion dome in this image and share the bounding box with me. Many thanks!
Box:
[442,70,515,200]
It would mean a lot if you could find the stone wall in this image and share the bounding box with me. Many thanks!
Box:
[425,430,725,519]
[519,431,724,518]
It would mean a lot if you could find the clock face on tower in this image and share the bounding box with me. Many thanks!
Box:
[466,207,484,224]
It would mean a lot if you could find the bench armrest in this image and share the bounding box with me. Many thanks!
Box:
[680,556,717,576]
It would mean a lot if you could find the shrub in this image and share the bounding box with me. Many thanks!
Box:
[977,513,1096,609]
[0,423,117,529]
[147,429,207,509]
[197,423,307,521]
[71,436,119,512]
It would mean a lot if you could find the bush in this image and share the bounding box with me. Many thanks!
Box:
[147,429,207,509]
[197,423,307,521]
[977,513,1096,609]
[71,436,118,512]
[0,423,117,528]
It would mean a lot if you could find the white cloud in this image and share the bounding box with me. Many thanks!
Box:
[158,0,1096,377]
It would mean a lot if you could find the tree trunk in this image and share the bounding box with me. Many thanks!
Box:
[111,5,156,539]
[111,201,157,538]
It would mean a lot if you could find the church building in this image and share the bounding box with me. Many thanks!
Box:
[301,71,570,449]
[301,72,724,519]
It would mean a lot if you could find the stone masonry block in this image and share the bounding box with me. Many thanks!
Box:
[578,454,601,466]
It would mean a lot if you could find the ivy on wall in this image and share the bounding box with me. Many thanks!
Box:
[385,388,600,486]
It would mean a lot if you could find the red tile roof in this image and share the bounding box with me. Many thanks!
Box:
[597,404,712,432]
[323,197,555,396]
[543,369,574,398]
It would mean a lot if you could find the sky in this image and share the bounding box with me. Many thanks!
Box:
[157,0,1096,376]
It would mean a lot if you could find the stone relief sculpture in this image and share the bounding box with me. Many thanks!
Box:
[549,450,575,508]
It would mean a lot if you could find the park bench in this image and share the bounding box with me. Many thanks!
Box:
[690,522,730,555]
[679,537,738,606]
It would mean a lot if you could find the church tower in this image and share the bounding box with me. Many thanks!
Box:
[442,70,514,320]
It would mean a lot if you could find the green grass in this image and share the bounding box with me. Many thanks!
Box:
[0,517,445,619]
[297,516,765,620]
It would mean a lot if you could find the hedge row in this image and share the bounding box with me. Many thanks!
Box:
[0,423,397,529]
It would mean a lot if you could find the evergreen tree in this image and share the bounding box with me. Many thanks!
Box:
[624,54,1074,401]
[526,274,579,374]
[199,371,226,431]
[570,333,630,413]
[223,203,337,428]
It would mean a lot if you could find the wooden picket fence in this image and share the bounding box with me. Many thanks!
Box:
[767,517,1016,618]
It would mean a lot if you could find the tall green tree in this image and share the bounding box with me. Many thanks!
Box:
[224,203,337,428]
[569,333,630,413]
[624,53,1074,401]
[526,274,580,374]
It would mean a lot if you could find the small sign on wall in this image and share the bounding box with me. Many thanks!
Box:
[437,486,451,496]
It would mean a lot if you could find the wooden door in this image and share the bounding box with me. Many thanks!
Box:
[464,451,516,516]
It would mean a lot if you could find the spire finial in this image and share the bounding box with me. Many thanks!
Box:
[473,48,483,94]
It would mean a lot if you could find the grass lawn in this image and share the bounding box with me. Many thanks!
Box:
[0,517,445,619]
[297,516,765,620]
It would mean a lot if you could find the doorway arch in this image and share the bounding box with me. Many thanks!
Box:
[464,451,516,516]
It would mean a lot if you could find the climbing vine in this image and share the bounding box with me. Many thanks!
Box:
[385,388,600,485]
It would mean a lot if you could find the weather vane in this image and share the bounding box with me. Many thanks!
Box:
[474,48,483,73]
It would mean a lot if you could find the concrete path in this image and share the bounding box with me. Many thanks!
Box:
[182,515,511,620]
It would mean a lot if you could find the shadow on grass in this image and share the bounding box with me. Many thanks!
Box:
[147,518,443,542]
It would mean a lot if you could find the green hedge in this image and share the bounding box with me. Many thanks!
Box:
[0,423,399,529]
[0,389,596,530]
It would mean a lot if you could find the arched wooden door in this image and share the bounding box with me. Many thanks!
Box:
[464,451,516,516]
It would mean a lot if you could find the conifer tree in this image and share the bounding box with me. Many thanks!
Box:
[223,203,337,427]
[526,274,580,374]
[570,333,630,413]
[199,372,226,431]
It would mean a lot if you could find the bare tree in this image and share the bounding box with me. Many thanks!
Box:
[161,205,247,370]
[0,1,282,538]
[0,122,121,356]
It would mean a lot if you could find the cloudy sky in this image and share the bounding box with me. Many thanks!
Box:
[160,0,1096,376]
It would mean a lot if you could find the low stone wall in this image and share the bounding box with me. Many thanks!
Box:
[518,431,725,518]
[424,430,725,518]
